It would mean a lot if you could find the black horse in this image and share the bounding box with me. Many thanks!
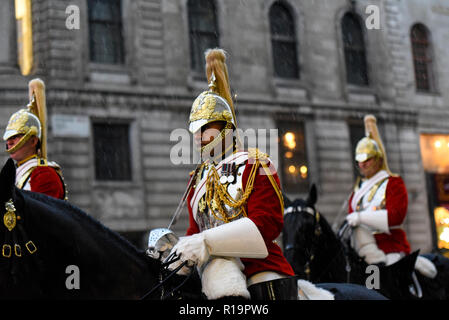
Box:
[0,158,201,299]
[0,159,388,300]
[283,184,449,300]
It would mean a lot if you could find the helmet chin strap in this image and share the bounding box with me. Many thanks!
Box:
[5,128,38,154]
[199,123,235,161]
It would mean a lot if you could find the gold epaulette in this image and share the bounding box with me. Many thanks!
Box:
[247,148,284,214]
[247,148,269,163]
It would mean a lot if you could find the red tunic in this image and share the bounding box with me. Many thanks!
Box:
[348,176,411,254]
[29,166,65,200]
[186,161,295,278]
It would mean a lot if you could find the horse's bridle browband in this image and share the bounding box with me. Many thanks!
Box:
[284,205,315,216]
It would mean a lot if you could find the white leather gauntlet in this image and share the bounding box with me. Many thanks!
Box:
[170,217,268,268]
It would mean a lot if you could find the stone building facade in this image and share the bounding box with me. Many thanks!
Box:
[1,0,449,254]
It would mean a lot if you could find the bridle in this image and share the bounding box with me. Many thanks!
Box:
[140,253,194,300]
[285,204,353,282]
[284,204,321,281]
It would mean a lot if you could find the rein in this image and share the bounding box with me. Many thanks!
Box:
[304,208,321,280]
[307,217,352,283]
[140,253,192,300]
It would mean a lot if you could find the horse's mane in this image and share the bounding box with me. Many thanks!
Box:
[20,190,149,264]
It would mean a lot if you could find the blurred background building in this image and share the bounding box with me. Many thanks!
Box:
[1,0,449,255]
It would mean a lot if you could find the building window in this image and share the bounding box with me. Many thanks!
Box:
[278,121,309,194]
[188,0,219,73]
[88,0,124,64]
[93,122,131,181]
[342,12,369,86]
[269,2,299,79]
[411,24,434,92]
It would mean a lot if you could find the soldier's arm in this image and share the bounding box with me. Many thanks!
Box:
[385,176,408,227]
[243,162,284,242]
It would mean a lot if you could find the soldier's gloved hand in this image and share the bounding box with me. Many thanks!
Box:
[346,212,361,227]
[170,233,210,268]
[165,254,192,276]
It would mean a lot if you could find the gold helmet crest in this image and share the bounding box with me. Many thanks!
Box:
[3,79,48,160]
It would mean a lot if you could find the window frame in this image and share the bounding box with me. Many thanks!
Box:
[87,0,125,65]
[269,1,300,79]
[276,119,310,195]
[92,120,133,182]
[341,12,369,87]
[410,23,436,93]
[187,0,220,74]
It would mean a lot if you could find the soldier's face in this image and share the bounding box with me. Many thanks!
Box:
[6,134,38,162]
[358,157,382,179]
[194,122,225,148]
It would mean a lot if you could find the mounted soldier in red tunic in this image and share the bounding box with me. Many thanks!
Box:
[346,114,436,279]
[3,79,67,200]
[150,48,296,300]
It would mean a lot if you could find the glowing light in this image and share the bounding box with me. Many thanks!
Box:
[300,165,308,179]
[420,134,449,173]
[434,207,449,249]
[434,207,449,222]
[285,151,293,159]
[440,228,449,243]
[283,132,296,150]
[288,165,296,174]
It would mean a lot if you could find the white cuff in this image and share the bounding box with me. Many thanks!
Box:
[203,217,268,258]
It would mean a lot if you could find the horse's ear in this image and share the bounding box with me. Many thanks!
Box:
[306,184,317,207]
[0,158,16,202]
[283,192,292,208]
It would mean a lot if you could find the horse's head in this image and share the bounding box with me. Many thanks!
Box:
[283,184,351,282]
[282,184,321,278]
[0,159,164,298]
